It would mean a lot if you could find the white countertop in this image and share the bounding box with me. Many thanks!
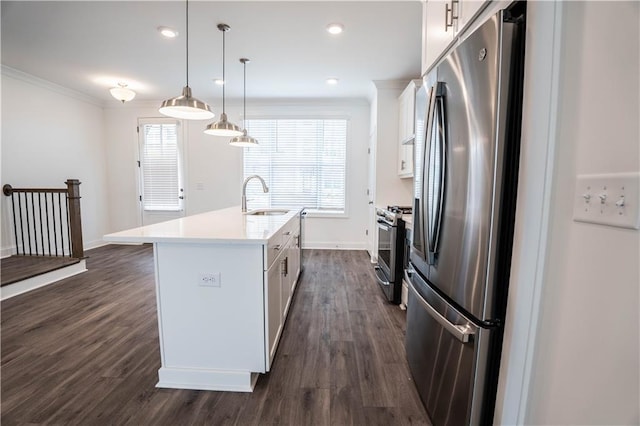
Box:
[403,215,413,230]
[104,206,301,245]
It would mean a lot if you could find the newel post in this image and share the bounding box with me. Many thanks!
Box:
[66,179,84,259]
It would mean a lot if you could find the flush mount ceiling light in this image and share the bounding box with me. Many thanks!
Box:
[230,58,258,148]
[214,79,225,86]
[205,23,242,137]
[159,0,214,120]
[326,23,344,35]
[110,82,136,103]
[158,26,179,38]
[326,77,339,85]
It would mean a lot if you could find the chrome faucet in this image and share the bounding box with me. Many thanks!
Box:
[242,175,269,212]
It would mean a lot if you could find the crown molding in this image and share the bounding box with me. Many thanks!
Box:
[1,65,104,107]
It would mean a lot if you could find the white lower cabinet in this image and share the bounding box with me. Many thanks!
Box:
[290,232,301,288]
[263,215,301,371]
[266,255,283,368]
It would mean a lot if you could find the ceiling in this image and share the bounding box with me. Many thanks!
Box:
[1,1,422,104]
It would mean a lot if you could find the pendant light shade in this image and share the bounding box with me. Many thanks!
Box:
[160,86,214,119]
[159,0,214,120]
[230,130,258,147]
[204,112,242,136]
[230,58,258,147]
[204,24,242,137]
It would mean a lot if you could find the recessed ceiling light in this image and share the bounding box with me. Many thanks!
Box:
[326,23,344,35]
[158,26,179,38]
[214,79,225,86]
[326,78,339,85]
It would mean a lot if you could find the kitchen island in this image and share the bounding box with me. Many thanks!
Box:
[103,206,302,392]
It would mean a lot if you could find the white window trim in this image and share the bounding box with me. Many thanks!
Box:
[137,117,186,215]
[242,116,351,218]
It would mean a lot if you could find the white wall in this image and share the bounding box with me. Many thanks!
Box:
[104,99,371,249]
[372,81,414,208]
[103,102,244,232]
[0,68,110,255]
[524,2,640,424]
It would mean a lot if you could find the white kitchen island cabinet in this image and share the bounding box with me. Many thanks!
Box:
[104,206,302,392]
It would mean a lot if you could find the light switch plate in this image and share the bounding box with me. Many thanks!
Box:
[573,172,640,229]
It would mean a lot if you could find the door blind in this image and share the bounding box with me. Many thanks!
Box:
[243,119,347,213]
[140,122,182,211]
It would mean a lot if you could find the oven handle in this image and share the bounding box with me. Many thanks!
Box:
[405,268,474,343]
[377,220,393,230]
[374,266,390,286]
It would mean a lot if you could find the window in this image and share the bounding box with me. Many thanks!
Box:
[138,119,184,212]
[243,118,348,214]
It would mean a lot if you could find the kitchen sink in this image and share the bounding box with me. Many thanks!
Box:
[245,209,289,216]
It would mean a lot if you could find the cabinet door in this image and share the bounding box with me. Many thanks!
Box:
[423,0,456,73]
[265,260,282,370]
[458,0,486,34]
[280,254,291,320]
[398,145,414,178]
[290,232,301,286]
[398,81,418,178]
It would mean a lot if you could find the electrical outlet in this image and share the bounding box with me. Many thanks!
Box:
[198,272,221,287]
[573,172,640,229]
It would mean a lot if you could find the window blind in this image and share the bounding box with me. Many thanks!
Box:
[140,122,182,211]
[243,119,347,213]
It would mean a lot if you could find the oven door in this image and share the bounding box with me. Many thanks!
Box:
[376,219,396,283]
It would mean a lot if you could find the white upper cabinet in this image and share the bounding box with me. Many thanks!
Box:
[458,0,486,31]
[421,0,490,75]
[422,0,456,76]
[398,79,423,178]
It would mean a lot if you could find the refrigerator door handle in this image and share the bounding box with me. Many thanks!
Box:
[426,82,447,265]
[412,85,436,261]
[407,274,474,343]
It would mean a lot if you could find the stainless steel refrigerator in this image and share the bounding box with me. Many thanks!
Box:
[406,7,525,426]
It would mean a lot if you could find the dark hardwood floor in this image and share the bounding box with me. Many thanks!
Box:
[1,244,429,425]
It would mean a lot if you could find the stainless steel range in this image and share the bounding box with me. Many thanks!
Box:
[374,205,411,304]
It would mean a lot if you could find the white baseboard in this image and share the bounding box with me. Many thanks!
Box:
[0,260,87,301]
[302,242,367,250]
[157,367,259,392]
[1,239,127,259]
[84,239,112,250]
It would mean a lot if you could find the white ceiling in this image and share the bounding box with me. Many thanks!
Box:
[1,1,423,104]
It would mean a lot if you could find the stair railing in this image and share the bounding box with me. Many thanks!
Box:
[2,179,84,259]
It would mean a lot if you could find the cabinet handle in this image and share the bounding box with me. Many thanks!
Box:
[445,0,459,32]
[274,244,282,251]
[281,257,288,276]
[284,231,291,236]
[401,160,406,170]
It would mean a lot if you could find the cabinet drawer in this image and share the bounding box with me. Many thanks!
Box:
[267,235,285,269]
[265,215,301,269]
[280,220,297,245]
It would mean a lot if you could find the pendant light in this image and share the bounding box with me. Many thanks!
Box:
[159,0,214,120]
[204,24,243,137]
[230,58,258,147]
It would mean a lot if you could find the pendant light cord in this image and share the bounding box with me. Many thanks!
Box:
[243,61,246,123]
[185,0,189,87]
[221,28,226,114]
